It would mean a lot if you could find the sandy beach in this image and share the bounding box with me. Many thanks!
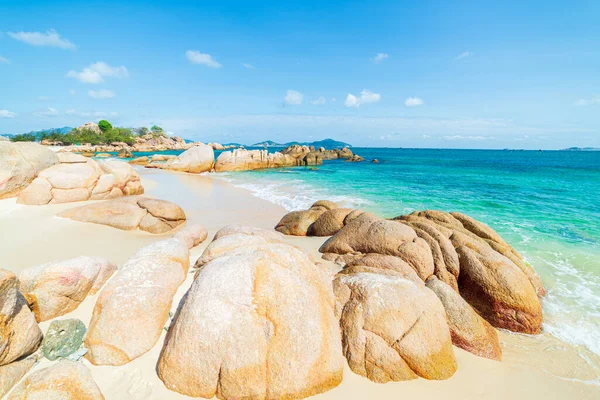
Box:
[1,165,599,399]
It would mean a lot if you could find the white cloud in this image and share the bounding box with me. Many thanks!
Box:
[7,29,76,50]
[66,62,129,84]
[405,97,424,107]
[443,135,486,141]
[455,51,472,60]
[0,109,17,118]
[242,63,255,69]
[66,109,119,118]
[574,97,600,106]
[186,51,222,68]
[311,96,327,105]
[345,89,381,108]
[344,94,359,108]
[371,53,389,64]
[34,107,59,118]
[284,90,303,105]
[0,56,10,64]
[88,89,115,99]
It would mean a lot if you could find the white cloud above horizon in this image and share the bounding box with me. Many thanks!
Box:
[284,90,303,105]
[405,97,424,107]
[455,51,472,60]
[242,63,255,69]
[574,97,600,106]
[34,107,59,118]
[443,135,487,141]
[311,96,327,105]
[89,89,115,99]
[0,109,17,118]
[0,56,10,64]
[67,62,129,84]
[344,89,381,108]
[7,29,76,50]
[371,53,389,64]
[66,109,119,118]
[186,51,222,68]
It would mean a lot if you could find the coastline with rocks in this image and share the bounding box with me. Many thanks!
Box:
[0,140,599,399]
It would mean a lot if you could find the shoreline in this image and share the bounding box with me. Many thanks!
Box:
[1,167,599,398]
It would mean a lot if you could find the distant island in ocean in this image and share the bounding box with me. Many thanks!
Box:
[252,138,352,148]
[561,147,600,151]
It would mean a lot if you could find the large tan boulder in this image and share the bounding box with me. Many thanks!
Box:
[426,276,502,361]
[0,270,42,367]
[333,270,457,382]
[85,238,190,365]
[0,142,58,199]
[0,353,39,398]
[450,212,546,297]
[403,210,544,334]
[455,235,543,334]
[17,159,143,205]
[307,208,356,236]
[157,236,344,399]
[7,360,104,400]
[275,201,340,236]
[320,213,435,281]
[18,256,117,322]
[163,144,214,173]
[58,196,186,234]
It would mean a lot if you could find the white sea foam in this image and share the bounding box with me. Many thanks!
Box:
[537,253,600,357]
[217,172,373,211]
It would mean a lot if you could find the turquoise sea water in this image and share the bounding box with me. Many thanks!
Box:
[213,148,600,357]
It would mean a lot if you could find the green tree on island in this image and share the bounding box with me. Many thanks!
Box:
[98,120,113,132]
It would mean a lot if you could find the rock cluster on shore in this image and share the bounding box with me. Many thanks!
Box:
[275,201,547,380]
[213,145,359,172]
[17,156,143,205]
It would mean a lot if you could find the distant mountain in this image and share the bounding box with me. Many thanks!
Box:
[562,147,600,151]
[1,127,74,142]
[252,138,352,149]
[252,140,284,147]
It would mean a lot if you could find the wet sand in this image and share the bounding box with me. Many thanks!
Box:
[1,167,599,399]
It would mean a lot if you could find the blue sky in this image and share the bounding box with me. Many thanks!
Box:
[1,0,599,148]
